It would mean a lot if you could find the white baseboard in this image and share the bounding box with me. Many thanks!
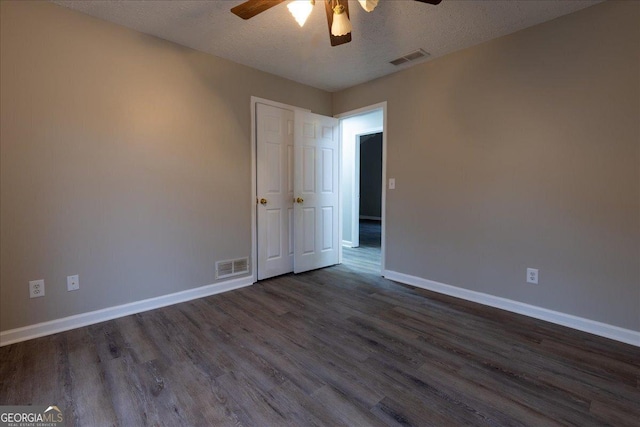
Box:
[0,276,254,347]
[342,240,353,247]
[383,270,640,347]
[359,216,381,221]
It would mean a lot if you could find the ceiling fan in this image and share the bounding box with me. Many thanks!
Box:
[231,0,443,47]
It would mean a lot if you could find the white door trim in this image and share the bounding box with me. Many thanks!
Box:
[251,97,310,283]
[335,102,388,274]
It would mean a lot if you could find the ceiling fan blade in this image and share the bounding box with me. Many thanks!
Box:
[324,0,352,47]
[414,0,443,4]
[231,0,286,20]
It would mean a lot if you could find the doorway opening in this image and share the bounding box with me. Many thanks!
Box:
[338,103,386,275]
[343,132,383,272]
[251,98,387,281]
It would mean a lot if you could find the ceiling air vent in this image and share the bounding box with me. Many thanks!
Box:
[389,49,430,66]
[390,57,409,66]
[216,257,249,279]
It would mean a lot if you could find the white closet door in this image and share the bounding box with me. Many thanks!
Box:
[256,103,294,280]
[293,110,340,273]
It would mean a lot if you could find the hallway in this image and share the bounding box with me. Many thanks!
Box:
[342,220,381,274]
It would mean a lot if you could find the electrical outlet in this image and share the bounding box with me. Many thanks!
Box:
[67,274,80,291]
[526,268,539,284]
[29,279,45,298]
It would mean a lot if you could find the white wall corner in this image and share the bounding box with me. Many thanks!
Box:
[383,270,640,348]
[0,276,254,347]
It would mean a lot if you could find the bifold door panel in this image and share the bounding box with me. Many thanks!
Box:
[256,103,294,280]
[293,110,339,274]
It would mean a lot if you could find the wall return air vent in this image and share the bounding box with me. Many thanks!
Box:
[216,257,249,279]
[389,49,430,66]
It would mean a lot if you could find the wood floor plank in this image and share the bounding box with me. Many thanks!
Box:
[114,314,163,364]
[416,359,555,426]
[64,327,118,426]
[216,369,291,426]
[102,355,155,426]
[589,398,640,427]
[166,361,249,427]
[311,385,387,427]
[366,355,525,427]
[371,395,461,427]
[234,330,326,395]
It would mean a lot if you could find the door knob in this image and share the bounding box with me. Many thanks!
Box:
[259,198,267,205]
[296,197,304,204]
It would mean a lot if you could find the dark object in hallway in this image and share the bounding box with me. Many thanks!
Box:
[1,254,638,426]
[359,133,383,220]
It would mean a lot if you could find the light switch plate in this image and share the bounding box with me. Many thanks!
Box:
[389,178,396,190]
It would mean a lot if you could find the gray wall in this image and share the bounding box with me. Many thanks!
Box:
[359,133,383,219]
[0,1,331,331]
[334,0,640,331]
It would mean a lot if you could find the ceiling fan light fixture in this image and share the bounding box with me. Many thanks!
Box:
[358,0,378,12]
[287,0,315,27]
[331,2,352,36]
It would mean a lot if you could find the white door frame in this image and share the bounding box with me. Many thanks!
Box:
[252,98,387,280]
[336,102,388,274]
[251,97,310,283]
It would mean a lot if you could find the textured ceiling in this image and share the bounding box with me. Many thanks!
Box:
[53,0,601,92]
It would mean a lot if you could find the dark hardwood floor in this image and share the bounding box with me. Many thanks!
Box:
[2,225,639,425]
